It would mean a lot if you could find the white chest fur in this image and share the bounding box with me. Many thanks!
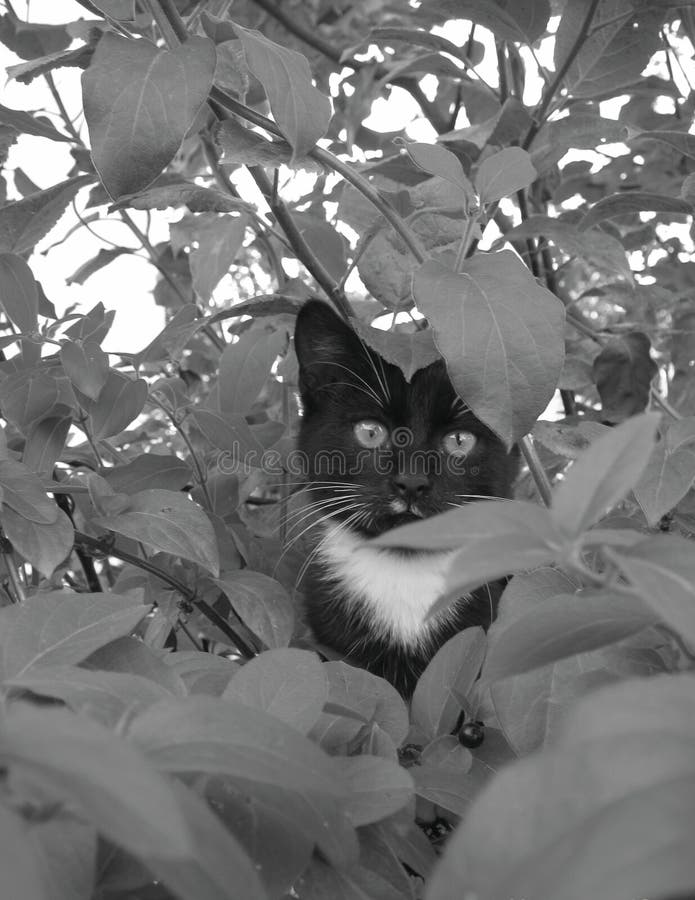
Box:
[316,525,457,646]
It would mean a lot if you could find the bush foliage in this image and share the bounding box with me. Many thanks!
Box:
[1,1,695,898]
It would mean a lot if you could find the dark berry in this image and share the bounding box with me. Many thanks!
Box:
[457,721,485,749]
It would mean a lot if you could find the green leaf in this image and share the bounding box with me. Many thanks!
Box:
[580,191,693,230]
[78,370,148,439]
[411,628,487,741]
[103,453,193,494]
[84,635,187,696]
[190,215,248,302]
[0,252,38,332]
[414,253,565,446]
[592,332,658,423]
[412,764,474,818]
[0,370,68,435]
[612,535,695,646]
[475,147,536,205]
[28,813,96,900]
[111,180,251,213]
[531,113,628,174]
[214,118,319,171]
[2,705,192,860]
[632,128,695,162]
[81,33,216,199]
[634,418,695,525]
[342,756,414,826]
[0,457,58,523]
[0,590,150,679]
[551,412,660,538]
[93,489,219,576]
[224,648,328,733]
[481,590,657,685]
[231,23,332,160]
[216,571,294,648]
[217,327,286,417]
[352,321,440,382]
[0,802,47,900]
[134,304,203,367]
[422,0,550,44]
[0,175,92,254]
[0,102,72,142]
[397,140,475,203]
[66,247,130,285]
[22,415,72,477]
[2,506,74,577]
[60,340,109,401]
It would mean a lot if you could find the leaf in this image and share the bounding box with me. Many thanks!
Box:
[411,628,487,740]
[531,113,628,174]
[189,215,248,302]
[78,370,148,439]
[0,102,72,142]
[0,252,38,332]
[216,571,295,648]
[3,705,192,860]
[0,803,47,900]
[592,332,658,423]
[481,590,657,685]
[215,117,320,171]
[0,371,67,435]
[83,636,186,696]
[551,412,660,538]
[2,506,74,578]
[134,304,204,367]
[422,0,550,44]
[612,535,695,646]
[112,180,251,213]
[0,457,58,523]
[93,489,219,576]
[60,340,109,401]
[396,140,475,203]
[223,648,328,733]
[0,590,149,679]
[475,147,536,205]
[22,415,72,477]
[0,175,92,254]
[634,418,695,525]
[81,33,216,199]
[632,128,695,162]
[351,321,440,382]
[28,813,96,900]
[191,409,264,461]
[412,765,475,818]
[103,453,193,494]
[342,756,414,826]
[414,253,565,446]
[580,191,693,230]
[66,247,130,285]
[427,674,695,900]
[217,327,285,416]
[231,23,331,160]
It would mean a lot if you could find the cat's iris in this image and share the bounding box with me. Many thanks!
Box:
[442,430,476,457]
[354,420,388,448]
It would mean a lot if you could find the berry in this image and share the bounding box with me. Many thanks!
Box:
[457,721,485,749]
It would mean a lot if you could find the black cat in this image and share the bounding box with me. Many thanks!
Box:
[293,300,519,696]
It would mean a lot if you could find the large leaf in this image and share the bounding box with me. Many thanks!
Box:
[103,453,193,494]
[28,813,96,900]
[422,0,550,44]
[22,415,72,476]
[531,112,628,174]
[592,331,658,423]
[411,628,487,740]
[0,175,92,254]
[551,412,660,538]
[217,327,286,417]
[0,457,58,523]
[414,253,565,446]
[0,590,150,679]
[78,370,148,439]
[223,648,328,733]
[342,756,414,827]
[231,23,331,159]
[2,505,74,577]
[2,705,192,861]
[216,571,295,648]
[81,33,216,199]
[0,802,47,900]
[93,489,219,575]
[634,418,695,525]
[0,252,38,332]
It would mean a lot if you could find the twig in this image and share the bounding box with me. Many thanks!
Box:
[0,533,26,602]
[520,435,553,507]
[44,71,83,143]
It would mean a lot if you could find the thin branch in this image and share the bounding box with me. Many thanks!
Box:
[44,71,83,143]
[520,435,553,507]
[0,534,26,602]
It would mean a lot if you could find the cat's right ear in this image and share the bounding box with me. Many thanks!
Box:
[294,300,361,391]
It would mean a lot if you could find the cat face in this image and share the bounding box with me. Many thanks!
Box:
[294,300,519,539]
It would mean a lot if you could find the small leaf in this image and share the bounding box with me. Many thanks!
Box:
[78,370,148,439]
[22,416,72,476]
[232,23,331,159]
[82,33,216,199]
[475,147,536,205]
[0,252,38,332]
[0,102,72,142]
[66,247,130,285]
[2,506,74,577]
[3,705,192,860]
[414,253,565,446]
[411,628,487,740]
[112,180,250,213]
[634,418,695,525]
[422,0,550,43]
[0,175,92,254]
[60,340,109,401]
[580,191,692,230]
[134,304,203,367]
[0,590,150,679]
[342,756,414,826]
[224,648,328,733]
[189,215,248,302]
[412,765,474,818]
[93,489,219,576]
[551,412,660,538]
[216,571,294,648]
[28,812,95,900]
[217,328,285,416]
[352,321,440,382]
[103,453,193,494]
[0,457,57,523]
[592,332,658,423]
[397,139,475,202]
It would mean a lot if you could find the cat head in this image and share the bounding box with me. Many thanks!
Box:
[294,300,519,538]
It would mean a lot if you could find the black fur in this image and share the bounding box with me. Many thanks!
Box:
[294,300,519,696]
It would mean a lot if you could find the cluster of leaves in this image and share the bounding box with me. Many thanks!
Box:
[0,0,695,898]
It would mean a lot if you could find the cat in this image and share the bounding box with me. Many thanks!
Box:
[293,299,519,696]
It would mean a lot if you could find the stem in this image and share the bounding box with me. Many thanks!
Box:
[78,416,104,469]
[0,534,26,602]
[454,213,479,271]
[44,71,82,143]
[520,435,553,507]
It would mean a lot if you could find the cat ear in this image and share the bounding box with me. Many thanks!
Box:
[294,300,362,387]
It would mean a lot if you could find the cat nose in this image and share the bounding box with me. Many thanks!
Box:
[392,472,431,498]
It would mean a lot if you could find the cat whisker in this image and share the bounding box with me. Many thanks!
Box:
[278,501,366,576]
[293,506,367,587]
[314,359,385,408]
[281,495,362,532]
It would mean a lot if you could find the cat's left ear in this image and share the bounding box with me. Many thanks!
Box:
[294,299,362,388]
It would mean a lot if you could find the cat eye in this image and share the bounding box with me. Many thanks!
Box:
[354,420,388,448]
[442,429,476,457]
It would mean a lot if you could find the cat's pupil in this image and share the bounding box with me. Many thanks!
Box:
[443,429,476,457]
[354,420,388,448]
